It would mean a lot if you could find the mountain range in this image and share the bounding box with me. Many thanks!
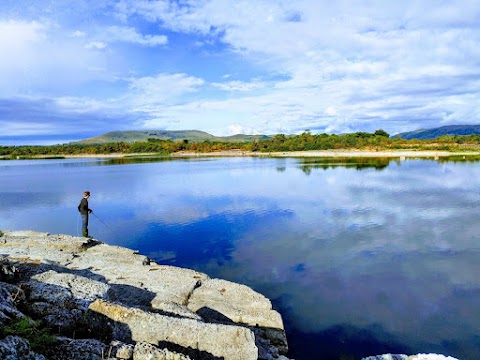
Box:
[74,125,480,145]
[394,125,480,140]
[75,130,270,145]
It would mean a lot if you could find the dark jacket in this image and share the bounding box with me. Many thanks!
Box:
[78,198,91,215]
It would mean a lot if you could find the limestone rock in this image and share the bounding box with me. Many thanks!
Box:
[108,340,135,359]
[65,243,209,317]
[187,278,283,328]
[21,279,84,333]
[407,355,459,360]
[88,299,258,360]
[362,355,407,360]
[45,338,108,360]
[187,278,288,354]
[1,231,290,359]
[1,257,19,282]
[0,231,100,264]
[133,342,192,360]
[362,354,459,360]
[0,282,26,325]
[31,270,110,308]
[0,335,46,360]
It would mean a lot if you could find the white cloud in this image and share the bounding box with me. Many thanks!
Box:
[104,26,168,47]
[227,124,259,135]
[212,80,265,92]
[84,41,107,50]
[0,20,112,97]
[128,73,205,104]
[71,30,86,37]
[0,20,46,45]
[1,121,57,136]
[111,0,480,134]
[2,1,480,139]
[0,20,46,79]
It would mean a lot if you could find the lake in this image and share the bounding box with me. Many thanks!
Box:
[1,155,479,360]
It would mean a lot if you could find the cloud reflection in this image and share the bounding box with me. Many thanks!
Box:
[2,157,480,359]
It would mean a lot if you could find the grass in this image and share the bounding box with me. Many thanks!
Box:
[2,317,58,353]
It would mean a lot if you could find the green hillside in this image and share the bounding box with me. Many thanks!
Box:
[395,125,480,140]
[222,134,271,142]
[75,130,269,145]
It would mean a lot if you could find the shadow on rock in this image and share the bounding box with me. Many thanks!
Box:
[196,306,288,357]
[12,260,157,340]
[107,283,156,310]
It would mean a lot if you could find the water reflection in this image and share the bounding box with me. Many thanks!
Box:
[298,157,392,174]
[1,156,480,359]
[102,156,211,165]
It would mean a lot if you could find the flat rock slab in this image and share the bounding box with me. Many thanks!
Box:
[0,231,99,265]
[66,243,208,312]
[187,278,283,329]
[89,299,258,360]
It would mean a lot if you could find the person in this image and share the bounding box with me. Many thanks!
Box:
[78,191,93,237]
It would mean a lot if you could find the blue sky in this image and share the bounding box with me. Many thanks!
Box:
[1,0,479,145]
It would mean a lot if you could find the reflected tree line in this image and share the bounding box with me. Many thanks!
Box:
[2,129,480,159]
[297,157,393,174]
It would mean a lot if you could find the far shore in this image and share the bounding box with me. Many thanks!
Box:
[170,149,480,158]
[2,149,480,160]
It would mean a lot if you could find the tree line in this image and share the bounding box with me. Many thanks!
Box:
[2,130,480,158]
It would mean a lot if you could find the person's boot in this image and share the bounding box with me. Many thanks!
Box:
[82,229,88,237]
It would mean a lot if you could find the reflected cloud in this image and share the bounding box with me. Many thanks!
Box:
[2,157,480,360]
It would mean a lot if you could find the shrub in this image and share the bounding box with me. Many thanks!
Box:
[3,317,58,353]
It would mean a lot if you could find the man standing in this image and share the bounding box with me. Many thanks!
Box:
[78,191,93,237]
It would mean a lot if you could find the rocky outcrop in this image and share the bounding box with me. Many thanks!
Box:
[362,355,459,360]
[0,335,46,360]
[0,230,290,360]
[88,299,258,360]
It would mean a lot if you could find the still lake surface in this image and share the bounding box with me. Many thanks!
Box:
[1,156,479,359]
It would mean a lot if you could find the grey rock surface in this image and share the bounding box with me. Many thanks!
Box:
[88,299,259,360]
[187,278,284,328]
[44,338,108,360]
[133,342,192,360]
[187,278,287,352]
[362,354,460,360]
[362,355,408,360]
[1,256,19,283]
[108,340,135,359]
[0,230,290,360]
[32,270,110,302]
[0,282,26,325]
[0,335,47,360]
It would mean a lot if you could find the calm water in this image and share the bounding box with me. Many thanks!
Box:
[1,156,480,360]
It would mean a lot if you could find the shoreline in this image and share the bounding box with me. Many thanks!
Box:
[171,149,480,158]
[2,149,480,160]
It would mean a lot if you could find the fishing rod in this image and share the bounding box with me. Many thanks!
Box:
[91,212,116,234]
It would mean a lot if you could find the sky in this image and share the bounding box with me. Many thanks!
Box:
[0,0,479,145]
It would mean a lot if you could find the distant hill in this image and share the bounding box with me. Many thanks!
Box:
[74,130,270,145]
[394,125,480,140]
